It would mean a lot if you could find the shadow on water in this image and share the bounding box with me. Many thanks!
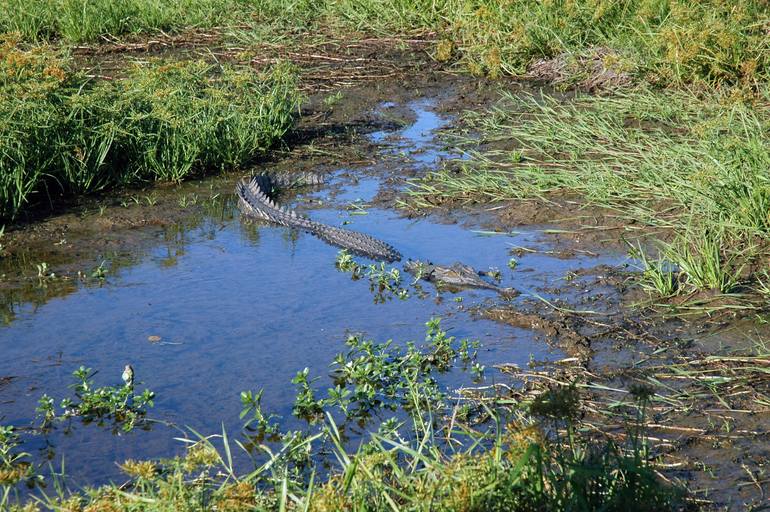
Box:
[0,94,629,489]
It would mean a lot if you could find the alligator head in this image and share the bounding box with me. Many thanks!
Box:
[404,260,518,297]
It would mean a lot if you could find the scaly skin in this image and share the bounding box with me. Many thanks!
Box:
[404,260,519,297]
[236,173,402,262]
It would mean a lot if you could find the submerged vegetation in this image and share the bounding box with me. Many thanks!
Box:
[1,321,685,511]
[336,250,411,302]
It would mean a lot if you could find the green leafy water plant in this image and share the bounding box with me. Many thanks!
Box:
[0,426,34,489]
[334,249,360,275]
[335,250,410,302]
[90,260,108,280]
[291,317,479,424]
[36,366,155,432]
[240,389,281,440]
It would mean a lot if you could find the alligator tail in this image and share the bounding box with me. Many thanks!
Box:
[236,174,401,262]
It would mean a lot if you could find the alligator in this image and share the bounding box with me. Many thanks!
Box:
[237,173,519,296]
[404,260,519,297]
[236,172,402,262]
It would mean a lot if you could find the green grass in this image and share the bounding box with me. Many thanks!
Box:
[1,0,252,43]
[0,38,300,220]
[0,0,322,44]
[3,1,769,89]
[330,0,770,88]
[406,88,770,299]
[4,416,680,511]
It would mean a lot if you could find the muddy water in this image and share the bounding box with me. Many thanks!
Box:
[0,95,628,487]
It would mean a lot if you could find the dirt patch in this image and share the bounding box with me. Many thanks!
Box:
[480,307,591,360]
[494,197,585,226]
[477,271,770,510]
[72,29,222,57]
[527,47,633,92]
[245,34,436,93]
[71,29,439,94]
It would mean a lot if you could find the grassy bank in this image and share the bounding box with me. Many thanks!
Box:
[1,0,263,43]
[406,88,770,304]
[332,0,770,89]
[0,38,300,220]
[1,320,685,511]
[0,0,322,44]
[3,1,769,89]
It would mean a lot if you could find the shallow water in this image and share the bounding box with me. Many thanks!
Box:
[0,97,629,488]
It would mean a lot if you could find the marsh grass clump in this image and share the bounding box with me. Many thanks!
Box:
[0,0,254,43]
[84,60,299,182]
[0,37,71,218]
[0,41,300,219]
[629,242,678,297]
[662,228,749,295]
